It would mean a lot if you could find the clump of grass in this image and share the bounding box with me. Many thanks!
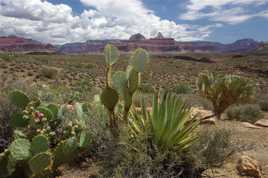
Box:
[226,104,262,123]
[173,83,193,94]
[40,66,58,79]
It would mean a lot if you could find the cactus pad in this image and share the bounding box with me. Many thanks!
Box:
[10,112,29,128]
[28,152,52,175]
[53,137,78,167]
[31,135,49,155]
[104,44,119,65]
[112,71,127,95]
[127,67,139,94]
[9,90,30,109]
[129,48,149,72]
[47,104,58,119]
[37,106,54,120]
[101,87,119,112]
[74,102,84,120]
[9,138,31,161]
[79,131,91,148]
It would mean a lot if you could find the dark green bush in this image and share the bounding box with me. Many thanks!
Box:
[226,104,262,123]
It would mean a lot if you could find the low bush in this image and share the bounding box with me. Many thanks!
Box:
[40,66,58,79]
[226,104,262,123]
[173,83,193,94]
[257,94,268,111]
[192,128,232,168]
[179,94,213,110]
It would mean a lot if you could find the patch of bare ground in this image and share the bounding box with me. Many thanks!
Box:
[201,115,268,178]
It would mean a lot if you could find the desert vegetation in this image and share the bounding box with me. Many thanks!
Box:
[1,45,268,178]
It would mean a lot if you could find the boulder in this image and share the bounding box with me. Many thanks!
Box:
[237,155,263,178]
[255,119,268,127]
[242,122,262,129]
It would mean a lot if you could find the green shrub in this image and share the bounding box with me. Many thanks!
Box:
[192,128,232,167]
[40,66,58,79]
[257,94,268,111]
[226,104,262,123]
[173,83,193,94]
[197,72,254,119]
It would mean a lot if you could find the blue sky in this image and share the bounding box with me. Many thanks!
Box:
[0,0,268,44]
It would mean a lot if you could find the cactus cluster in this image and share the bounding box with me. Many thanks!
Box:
[100,44,150,133]
[0,90,91,178]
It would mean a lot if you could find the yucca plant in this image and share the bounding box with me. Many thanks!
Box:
[129,92,199,152]
[197,72,254,119]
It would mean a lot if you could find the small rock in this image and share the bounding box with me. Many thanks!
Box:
[255,119,268,127]
[237,155,263,178]
[242,122,262,129]
[201,118,216,125]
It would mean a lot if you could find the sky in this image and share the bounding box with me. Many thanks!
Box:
[0,0,267,44]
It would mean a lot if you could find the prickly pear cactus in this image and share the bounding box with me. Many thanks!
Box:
[104,44,119,65]
[79,131,91,148]
[9,90,30,109]
[31,135,49,155]
[37,106,54,121]
[47,104,58,119]
[0,151,14,177]
[112,71,128,96]
[9,138,31,161]
[28,152,52,175]
[101,45,150,130]
[53,137,78,167]
[101,87,119,112]
[127,67,139,94]
[129,48,149,72]
[10,112,29,128]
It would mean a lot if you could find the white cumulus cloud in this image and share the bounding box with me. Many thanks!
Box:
[180,0,268,24]
[0,0,220,44]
